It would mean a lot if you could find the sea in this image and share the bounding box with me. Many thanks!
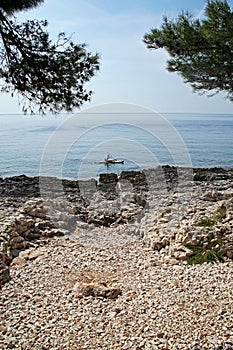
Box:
[0,111,233,180]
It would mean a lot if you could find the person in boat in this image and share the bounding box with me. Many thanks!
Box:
[105,154,116,163]
[101,154,124,164]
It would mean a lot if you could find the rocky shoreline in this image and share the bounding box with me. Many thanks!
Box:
[1,166,233,349]
[1,166,233,265]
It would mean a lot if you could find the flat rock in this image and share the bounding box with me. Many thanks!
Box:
[73,281,122,299]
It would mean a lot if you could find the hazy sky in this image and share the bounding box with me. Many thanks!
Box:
[1,0,233,114]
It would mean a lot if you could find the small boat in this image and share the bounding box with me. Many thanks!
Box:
[98,154,124,164]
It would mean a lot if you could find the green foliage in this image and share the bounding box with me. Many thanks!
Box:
[215,204,227,220]
[143,0,233,102]
[0,0,44,15]
[0,1,100,113]
[186,239,225,264]
[187,205,227,264]
[195,216,216,228]
[195,205,227,228]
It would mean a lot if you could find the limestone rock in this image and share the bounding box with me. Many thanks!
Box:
[11,256,26,266]
[18,247,46,261]
[73,281,122,299]
[171,244,193,260]
[0,262,10,285]
[145,235,169,251]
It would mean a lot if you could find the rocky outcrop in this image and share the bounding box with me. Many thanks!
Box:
[1,167,232,202]
[97,173,118,199]
[141,176,233,263]
[1,166,233,285]
[193,167,233,182]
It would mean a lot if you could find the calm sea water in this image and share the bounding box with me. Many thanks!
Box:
[0,112,233,179]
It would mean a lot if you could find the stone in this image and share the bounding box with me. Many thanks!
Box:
[18,247,46,261]
[147,236,169,251]
[42,228,65,237]
[18,249,32,260]
[226,250,233,259]
[182,230,202,246]
[0,262,10,285]
[73,281,122,299]
[11,256,26,266]
[171,244,193,260]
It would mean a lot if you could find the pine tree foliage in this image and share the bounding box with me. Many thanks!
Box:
[143,0,233,101]
[0,1,100,113]
[0,0,44,15]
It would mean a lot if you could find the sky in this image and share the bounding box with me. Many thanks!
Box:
[1,0,233,114]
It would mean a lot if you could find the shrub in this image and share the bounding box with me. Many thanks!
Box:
[186,240,225,264]
[195,205,227,228]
